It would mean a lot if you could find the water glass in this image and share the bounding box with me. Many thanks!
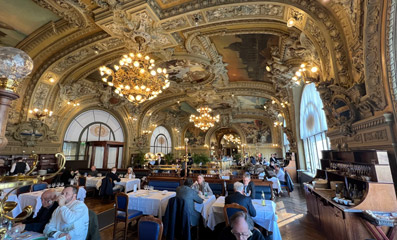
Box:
[56,182,60,188]
[60,182,64,187]
[51,183,56,188]
[144,185,148,190]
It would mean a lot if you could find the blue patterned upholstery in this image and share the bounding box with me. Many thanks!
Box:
[117,209,143,220]
[32,183,47,192]
[254,185,272,200]
[148,181,179,191]
[117,194,128,209]
[226,208,245,223]
[208,183,223,195]
[139,221,160,240]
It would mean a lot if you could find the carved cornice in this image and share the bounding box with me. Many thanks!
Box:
[387,0,397,102]
[363,0,387,110]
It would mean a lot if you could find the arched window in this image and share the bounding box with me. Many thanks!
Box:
[283,120,290,152]
[150,126,172,154]
[63,110,124,168]
[300,83,330,173]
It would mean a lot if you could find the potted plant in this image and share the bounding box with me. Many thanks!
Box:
[192,153,210,166]
[165,153,173,165]
[134,151,145,168]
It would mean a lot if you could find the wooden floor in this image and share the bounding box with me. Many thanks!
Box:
[85,185,326,240]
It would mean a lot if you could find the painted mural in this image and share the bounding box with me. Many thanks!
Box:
[160,59,210,84]
[185,125,206,147]
[238,120,272,144]
[210,34,279,82]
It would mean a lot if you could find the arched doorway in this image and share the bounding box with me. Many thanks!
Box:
[63,109,125,169]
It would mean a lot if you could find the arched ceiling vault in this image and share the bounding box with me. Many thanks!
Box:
[2,0,378,152]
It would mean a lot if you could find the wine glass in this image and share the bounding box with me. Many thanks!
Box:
[56,182,60,188]
[60,182,64,187]
[51,183,56,188]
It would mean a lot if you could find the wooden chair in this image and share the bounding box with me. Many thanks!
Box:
[223,203,248,226]
[113,192,143,240]
[280,170,291,197]
[31,183,48,192]
[78,176,96,197]
[138,215,163,240]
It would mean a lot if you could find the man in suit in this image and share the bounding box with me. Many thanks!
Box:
[225,182,256,217]
[241,173,256,199]
[269,153,278,168]
[12,189,58,233]
[176,178,203,227]
[10,157,30,175]
[106,167,123,192]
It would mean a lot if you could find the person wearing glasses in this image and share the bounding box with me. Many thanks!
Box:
[12,189,58,233]
[219,211,265,240]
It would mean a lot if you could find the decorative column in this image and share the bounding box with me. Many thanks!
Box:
[0,88,19,149]
[0,47,34,150]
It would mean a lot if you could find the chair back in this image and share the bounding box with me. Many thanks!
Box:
[17,185,31,195]
[78,177,87,187]
[252,180,273,200]
[31,183,48,192]
[223,203,247,226]
[138,215,163,240]
[115,192,129,213]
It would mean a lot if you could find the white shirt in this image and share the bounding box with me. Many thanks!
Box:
[44,200,89,239]
[276,169,286,182]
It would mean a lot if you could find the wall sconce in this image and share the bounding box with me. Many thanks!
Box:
[143,130,152,135]
[273,121,283,127]
[67,101,80,107]
[28,108,53,120]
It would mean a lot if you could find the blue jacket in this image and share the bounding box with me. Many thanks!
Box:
[163,196,191,240]
[225,192,257,217]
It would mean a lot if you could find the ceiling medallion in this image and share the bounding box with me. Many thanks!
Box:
[189,107,220,131]
[99,50,170,104]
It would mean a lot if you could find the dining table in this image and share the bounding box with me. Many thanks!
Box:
[86,176,140,193]
[127,189,176,218]
[18,187,87,217]
[206,196,282,240]
[194,194,216,223]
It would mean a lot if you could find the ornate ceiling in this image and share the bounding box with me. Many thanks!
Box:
[0,0,390,152]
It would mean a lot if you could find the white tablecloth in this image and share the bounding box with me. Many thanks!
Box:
[266,177,282,193]
[206,197,281,240]
[0,194,22,217]
[86,177,104,189]
[127,190,176,218]
[18,187,87,217]
[115,178,141,193]
[194,194,216,222]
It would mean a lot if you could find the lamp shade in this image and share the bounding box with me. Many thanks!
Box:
[0,47,33,80]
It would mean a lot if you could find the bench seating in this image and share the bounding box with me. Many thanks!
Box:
[147,176,183,191]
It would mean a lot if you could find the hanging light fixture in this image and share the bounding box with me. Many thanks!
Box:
[223,134,241,144]
[189,107,220,131]
[99,52,170,104]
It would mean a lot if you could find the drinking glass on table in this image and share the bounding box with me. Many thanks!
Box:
[60,182,64,187]
[51,183,56,188]
[56,182,60,188]
[144,185,148,190]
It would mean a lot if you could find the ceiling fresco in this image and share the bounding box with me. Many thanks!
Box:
[0,0,59,47]
[235,96,268,110]
[160,59,211,84]
[210,34,279,82]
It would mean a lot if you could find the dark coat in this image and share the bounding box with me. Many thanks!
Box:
[176,185,203,227]
[225,192,256,217]
[99,177,113,196]
[87,170,98,177]
[106,172,120,187]
[163,196,191,240]
[86,209,100,240]
[23,202,59,233]
[12,162,27,174]
[285,171,294,192]
[219,226,265,240]
[241,180,256,199]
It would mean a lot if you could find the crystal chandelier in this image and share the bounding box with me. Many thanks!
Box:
[189,107,220,131]
[99,53,170,104]
[223,134,241,144]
